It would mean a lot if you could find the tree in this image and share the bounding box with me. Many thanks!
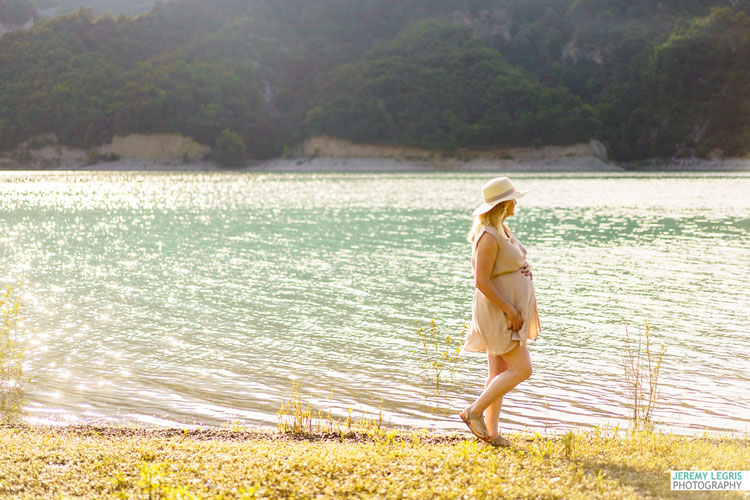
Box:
[305,21,597,149]
[213,128,246,167]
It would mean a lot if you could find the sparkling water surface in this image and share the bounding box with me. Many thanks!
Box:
[1,170,749,435]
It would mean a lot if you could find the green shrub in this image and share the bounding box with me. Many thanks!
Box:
[213,128,247,167]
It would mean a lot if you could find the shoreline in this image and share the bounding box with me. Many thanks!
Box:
[1,422,748,498]
[3,133,750,172]
[10,421,750,446]
[4,420,749,444]
[0,157,750,174]
[2,155,750,172]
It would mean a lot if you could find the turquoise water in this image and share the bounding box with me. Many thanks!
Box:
[1,171,748,435]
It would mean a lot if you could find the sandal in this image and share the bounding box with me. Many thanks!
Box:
[488,434,511,447]
[459,406,490,442]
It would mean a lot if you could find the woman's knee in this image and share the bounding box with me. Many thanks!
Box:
[502,346,532,380]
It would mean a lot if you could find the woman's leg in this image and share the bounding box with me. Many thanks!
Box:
[469,342,532,416]
[484,354,508,439]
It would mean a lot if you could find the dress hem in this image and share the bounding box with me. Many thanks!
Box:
[461,338,529,356]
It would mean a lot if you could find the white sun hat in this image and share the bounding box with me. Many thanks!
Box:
[471,176,530,216]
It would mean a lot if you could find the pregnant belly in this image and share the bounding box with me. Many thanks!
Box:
[489,270,535,306]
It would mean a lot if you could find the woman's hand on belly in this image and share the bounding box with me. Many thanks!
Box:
[520,261,532,280]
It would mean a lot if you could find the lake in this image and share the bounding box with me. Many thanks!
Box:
[1,170,748,435]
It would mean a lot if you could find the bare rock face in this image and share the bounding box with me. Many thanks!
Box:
[262,79,280,117]
[0,17,33,40]
[2,133,211,169]
[104,134,210,162]
[562,39,603,64]
[296,135,623,171]
[589,139,608,161]
[451,8,512,42]
[2,134,87,169]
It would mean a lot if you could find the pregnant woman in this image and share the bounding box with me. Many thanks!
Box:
[459,176,541,447]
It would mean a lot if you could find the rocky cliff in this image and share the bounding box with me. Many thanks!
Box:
[0,133,211,169]
[0,16,33,39]
[298,135,614,170]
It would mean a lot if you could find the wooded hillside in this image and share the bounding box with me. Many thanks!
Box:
[2,0,750,162]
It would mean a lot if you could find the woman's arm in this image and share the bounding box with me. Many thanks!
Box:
[475,233,524,331]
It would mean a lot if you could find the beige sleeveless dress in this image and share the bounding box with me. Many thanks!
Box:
[462,223,541,356]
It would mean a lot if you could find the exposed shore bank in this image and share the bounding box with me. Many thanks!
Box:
[2,133,750,172]
[1,423,747,499]
[0,133,620,172]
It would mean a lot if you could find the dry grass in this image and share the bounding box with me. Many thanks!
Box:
[0,423,747,499]
[276,379,388,438]
[0,279,27,421]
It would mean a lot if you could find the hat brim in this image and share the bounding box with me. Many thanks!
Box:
[471,189,530,216]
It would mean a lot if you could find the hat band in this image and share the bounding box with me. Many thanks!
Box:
[485,187,516,203]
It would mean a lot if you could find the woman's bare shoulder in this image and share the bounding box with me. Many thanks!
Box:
[481,225,500,236]
[475,227,500,249]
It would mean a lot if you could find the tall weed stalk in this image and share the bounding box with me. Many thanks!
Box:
[622,319,666,429]
[413,318,465,390]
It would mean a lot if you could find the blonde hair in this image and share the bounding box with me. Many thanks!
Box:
[466,200,512,244]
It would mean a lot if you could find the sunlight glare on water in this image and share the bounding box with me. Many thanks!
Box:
[1,170,749,435]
